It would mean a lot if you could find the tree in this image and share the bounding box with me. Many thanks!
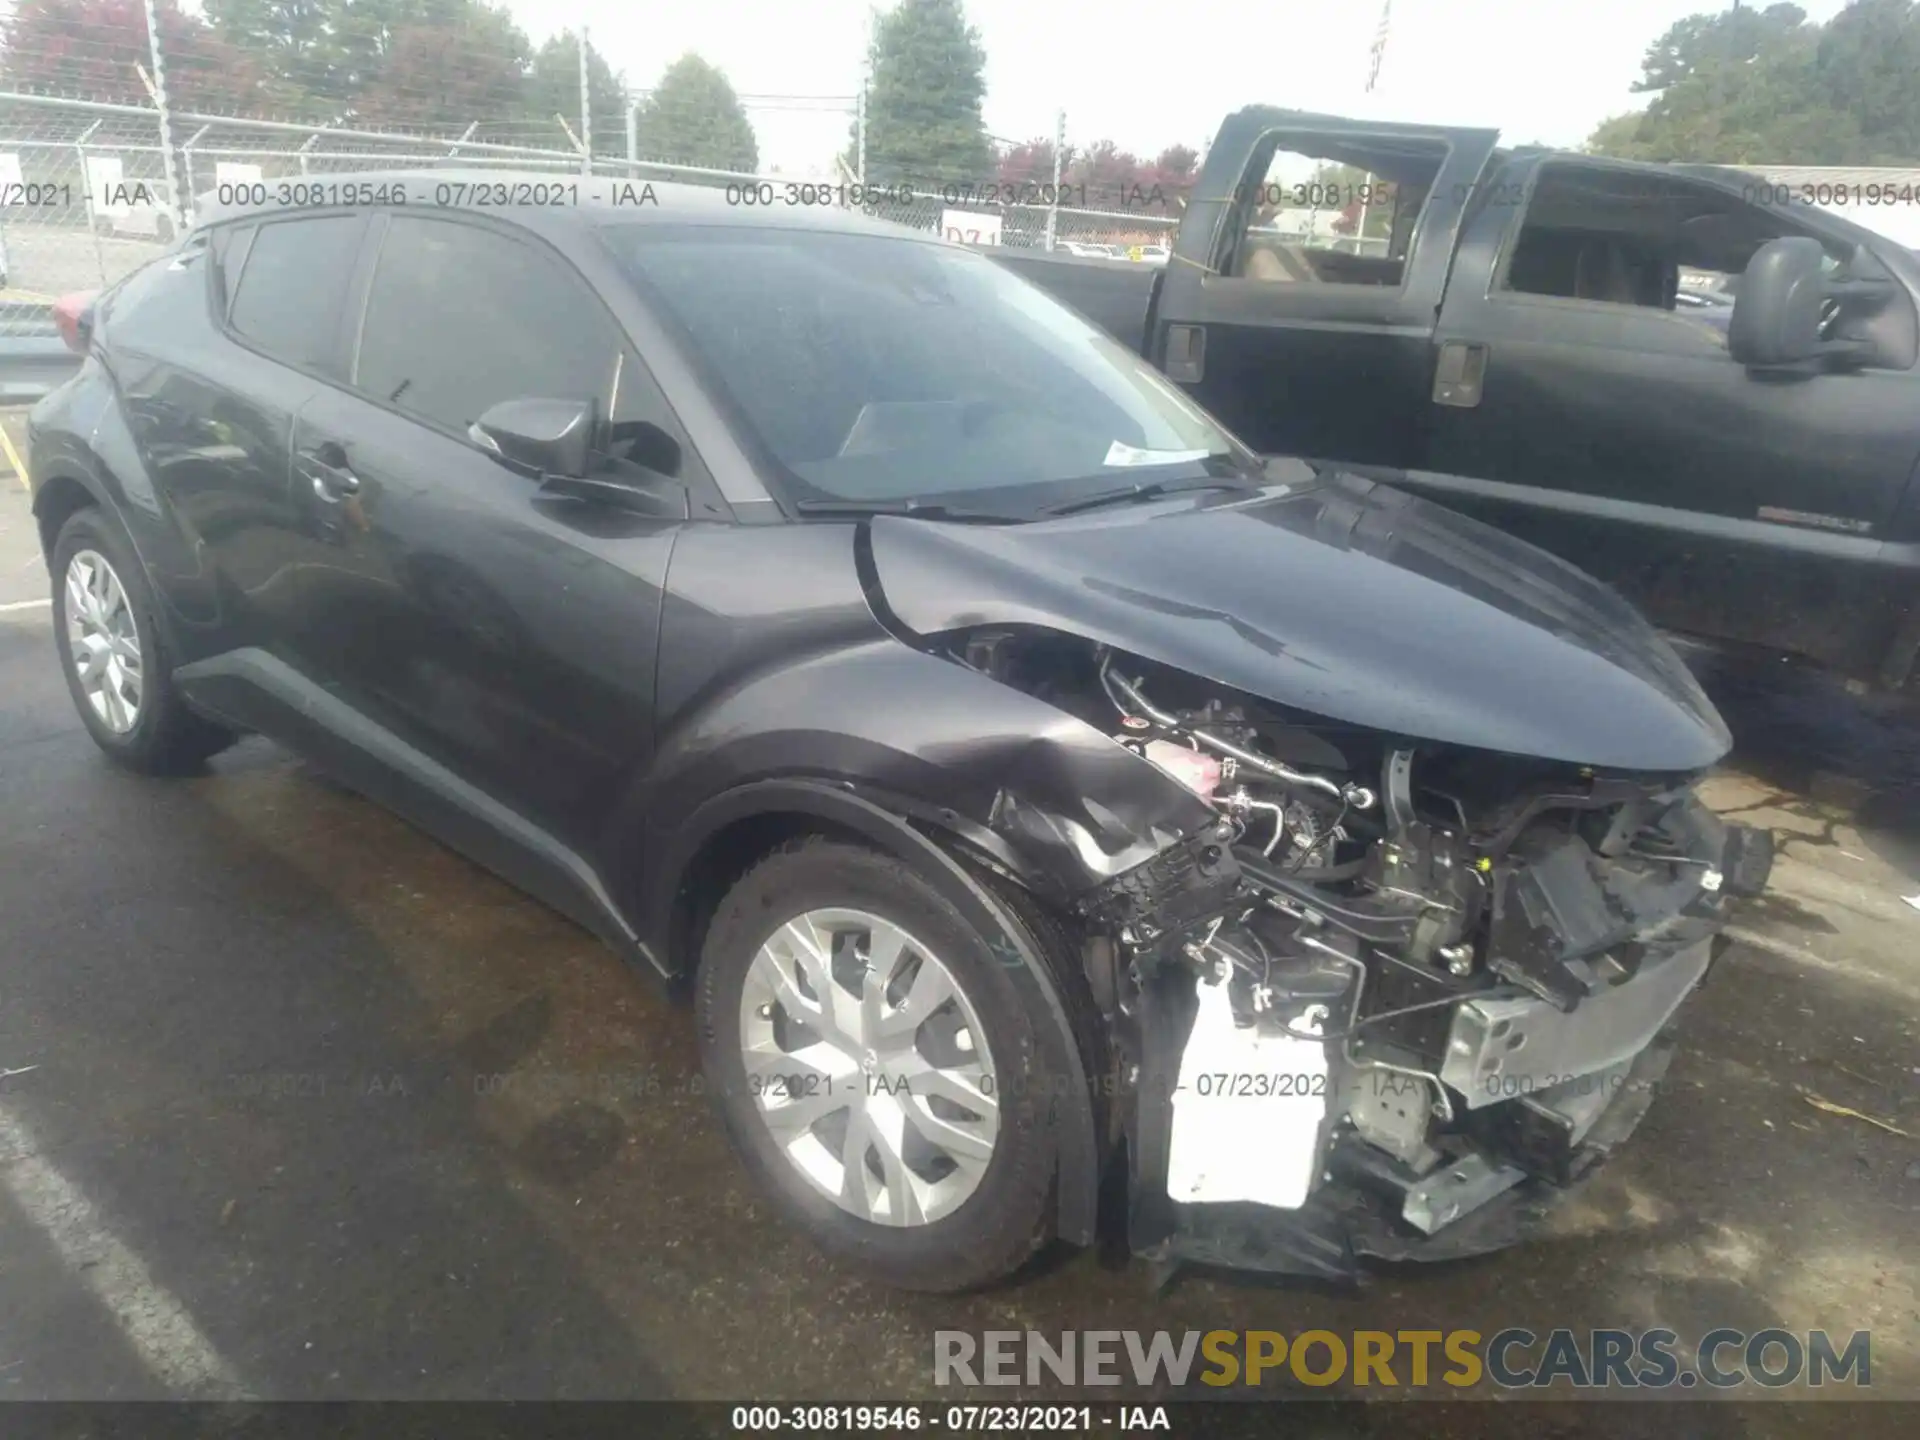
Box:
[631,54,758,172]
[996,136,1063,188]
[1148,144,1199,188]
[524,28,628,153]
[0,0,270,112]
[1814,0,1920,159]
[200,0,339,100]
[325,0,478,103]
[996,137,1195,217]
[203,0,539,122]
[1584,0,1913,165]
[355,10,528,126]
[855,0,991,185]
[1066,138,1146,205]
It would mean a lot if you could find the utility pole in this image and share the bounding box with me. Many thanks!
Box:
[578,27,593,177]
[1045,110,1065,252]
[141,0,184,227]
[857,4,880,185]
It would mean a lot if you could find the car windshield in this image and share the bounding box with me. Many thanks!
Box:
[605,224,1248,513]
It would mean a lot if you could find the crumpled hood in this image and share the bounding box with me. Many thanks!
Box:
[867,466,1732,773]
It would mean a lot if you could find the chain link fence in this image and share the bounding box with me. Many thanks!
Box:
[0,102,173,312]
[0,90,1182,337]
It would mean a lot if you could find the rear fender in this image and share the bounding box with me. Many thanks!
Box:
[28,355,204,660]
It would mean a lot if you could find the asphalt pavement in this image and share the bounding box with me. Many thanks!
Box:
[1,438,1917,1430]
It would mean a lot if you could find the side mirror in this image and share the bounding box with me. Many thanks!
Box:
[1728,236,1892,370]
[607,419,682,478]
[469,397,594,478]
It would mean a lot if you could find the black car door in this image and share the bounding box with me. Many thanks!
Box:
[281,210,709,859]
[1151,110,1499,467]
[115,212,366,665]
[1413,155,1920,676]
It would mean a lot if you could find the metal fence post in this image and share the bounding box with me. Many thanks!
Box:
[181,123,209,221]
[1045,110,1065,252]
[298,131,319,176]
[141,0,185,228]
[626,100,639,173]
[856,84,867,185]
[74,121,108,285]
[578,27,593,176]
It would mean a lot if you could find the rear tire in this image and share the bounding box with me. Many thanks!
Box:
[51,506,237,774]
[697,838,1069,1292]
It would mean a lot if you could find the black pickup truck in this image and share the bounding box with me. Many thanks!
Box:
[997,106,1920,691]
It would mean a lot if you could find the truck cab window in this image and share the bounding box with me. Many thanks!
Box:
[1227,135,1448,288]
[1500,162,1834,340]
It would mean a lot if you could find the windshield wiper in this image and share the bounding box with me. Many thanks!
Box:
[1036,474,1255,518]
[792,499,1022,524]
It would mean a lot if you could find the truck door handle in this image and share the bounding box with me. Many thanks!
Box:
[1432,341,1488,408]
[1164,324,1206,383]
[296,444,361,501]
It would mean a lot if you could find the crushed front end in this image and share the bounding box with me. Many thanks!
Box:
[1030,647,1773,1282]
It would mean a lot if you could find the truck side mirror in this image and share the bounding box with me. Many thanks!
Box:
[1728,238,1830,368]
[1728,236,1893,371]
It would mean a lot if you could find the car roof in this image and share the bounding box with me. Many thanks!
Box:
[190,168,933,243]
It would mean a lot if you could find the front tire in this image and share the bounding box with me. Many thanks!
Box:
[51,507,236,774]
[697,838,1068,1292]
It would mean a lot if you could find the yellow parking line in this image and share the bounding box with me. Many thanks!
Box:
[0,423,29,491]
[0,289,63,305]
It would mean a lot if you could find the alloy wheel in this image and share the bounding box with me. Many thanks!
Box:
[739,907,1000,1227]
[64,549,144,733]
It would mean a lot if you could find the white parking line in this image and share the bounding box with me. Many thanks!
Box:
[0,1100,251,1399]
[0,597,50,614]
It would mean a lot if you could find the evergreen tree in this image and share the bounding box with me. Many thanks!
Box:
[854,0,991,185]
[632,54,758,172]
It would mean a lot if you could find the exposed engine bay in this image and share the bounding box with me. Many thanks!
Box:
[953,628,1774,1281]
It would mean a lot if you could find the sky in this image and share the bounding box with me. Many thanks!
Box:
[502,0,1858,177]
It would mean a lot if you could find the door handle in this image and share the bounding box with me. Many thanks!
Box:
[1163,323,1206,383]
[1432,341,1489,408]
[296,445,361,501]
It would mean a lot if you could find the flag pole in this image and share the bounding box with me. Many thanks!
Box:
[1358,0,1393,253]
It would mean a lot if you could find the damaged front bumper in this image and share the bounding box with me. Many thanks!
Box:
[1106,793,1772,1284]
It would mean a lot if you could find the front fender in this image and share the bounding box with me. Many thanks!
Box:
[628,635,1216,922]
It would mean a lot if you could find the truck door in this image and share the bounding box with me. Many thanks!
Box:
[1410,155,1920,678]
[1151,110,1498,468]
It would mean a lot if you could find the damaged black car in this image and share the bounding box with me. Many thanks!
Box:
[27,177,1772,1292]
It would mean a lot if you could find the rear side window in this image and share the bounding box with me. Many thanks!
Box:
[227,215,362,374]
[352,215,620,433]
[1225,134,1449,287]
[98,232,213,348]
[210,223,256,314]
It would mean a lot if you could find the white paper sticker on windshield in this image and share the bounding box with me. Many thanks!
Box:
[1103,441,1213,468]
